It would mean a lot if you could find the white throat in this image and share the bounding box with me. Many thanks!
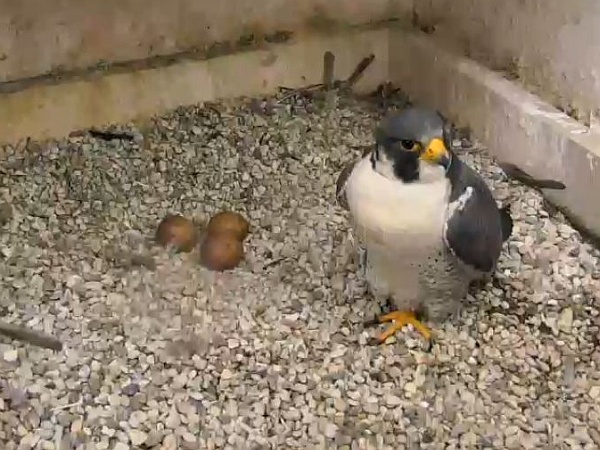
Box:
[344,156,450,247]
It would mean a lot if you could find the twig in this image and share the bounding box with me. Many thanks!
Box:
[276,84,324,104]
[323,51,336,91]
[278,84,323,93]
[89,129,135,141]
[274,52,375,104]
[51,400,82,412]
[344,54,375,91]
[322,51,338,109]
[371,82,401,100]
[263,257,287,269]
[498,162,567,190]
[0,320,63,351]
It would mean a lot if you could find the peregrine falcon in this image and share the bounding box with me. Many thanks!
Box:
[336,107,512,345]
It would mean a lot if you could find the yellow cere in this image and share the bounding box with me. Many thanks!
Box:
[421,138,448,163]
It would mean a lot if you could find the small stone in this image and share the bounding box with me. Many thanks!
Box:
[182,432,196,443]
[333,397,346,412]
[0,202,13,225]
[19,433,40,448]
[112,443,129,450]
[144,430,164,447]
[122,383,140,396]
[129,430,148,446]
[162,434,178,450]
[165,410,181,429]
[403,382,417,396]
[324,423,338,439]
[3,349,18,362]
[172,373,187,389]
[589,386,600,400]
[557,308,574,333]
[70,419,83,433]
[108,394,122,407]
[220,369,233,380]
[384,394,402,407]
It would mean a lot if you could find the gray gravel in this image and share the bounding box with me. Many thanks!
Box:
[1,91,600,450]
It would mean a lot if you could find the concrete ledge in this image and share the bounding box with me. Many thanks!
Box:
[0,28,389,145]
[389,25,600,241]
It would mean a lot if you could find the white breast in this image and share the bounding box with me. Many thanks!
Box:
[345,157,450,247]
[344,156,451,303]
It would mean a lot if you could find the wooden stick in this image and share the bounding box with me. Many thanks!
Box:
[322,51,336,91]
[0,320,63,351]
[344,54,375,90]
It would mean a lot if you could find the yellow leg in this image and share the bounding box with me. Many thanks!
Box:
[376,310,431,343]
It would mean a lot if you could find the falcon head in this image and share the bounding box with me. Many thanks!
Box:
[371,107,453,183]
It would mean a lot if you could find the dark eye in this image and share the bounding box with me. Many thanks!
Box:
[401,140,417,151]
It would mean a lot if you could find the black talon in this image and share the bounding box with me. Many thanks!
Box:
[423,338,434,353]
[363,317,380,328]
[367,336,383,346]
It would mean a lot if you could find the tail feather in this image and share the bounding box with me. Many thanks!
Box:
[499,204,513,242]
[499,162,566,190]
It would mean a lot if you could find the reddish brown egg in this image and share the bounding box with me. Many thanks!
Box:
[205,211,250,241]
[155,214,199,253]
[199,230,244,271]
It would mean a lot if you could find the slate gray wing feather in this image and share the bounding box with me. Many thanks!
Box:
[444,160,505,274]
[336,146,373,210]
[336,158,360,211]
[499,204,513,242]
[335,155,370,211]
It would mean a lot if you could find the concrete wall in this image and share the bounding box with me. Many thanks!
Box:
[0,29,390,143]
[0,0,412,83]
[4,0,597,123]
[388,25,600,244]
[414,0,600,122]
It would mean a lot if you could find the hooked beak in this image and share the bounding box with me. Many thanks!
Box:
[420,137,451,170]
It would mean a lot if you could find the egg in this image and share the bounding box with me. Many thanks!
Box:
[206,211,250,241]
[155,214,199,252]
[199,230,244,271]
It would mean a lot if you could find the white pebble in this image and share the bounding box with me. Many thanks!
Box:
[3,349,18,362]
[129,430,148,446]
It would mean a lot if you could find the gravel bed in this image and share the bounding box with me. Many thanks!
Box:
[1,92,600,450]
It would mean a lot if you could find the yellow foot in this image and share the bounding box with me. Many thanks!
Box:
[376,310,432,344]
